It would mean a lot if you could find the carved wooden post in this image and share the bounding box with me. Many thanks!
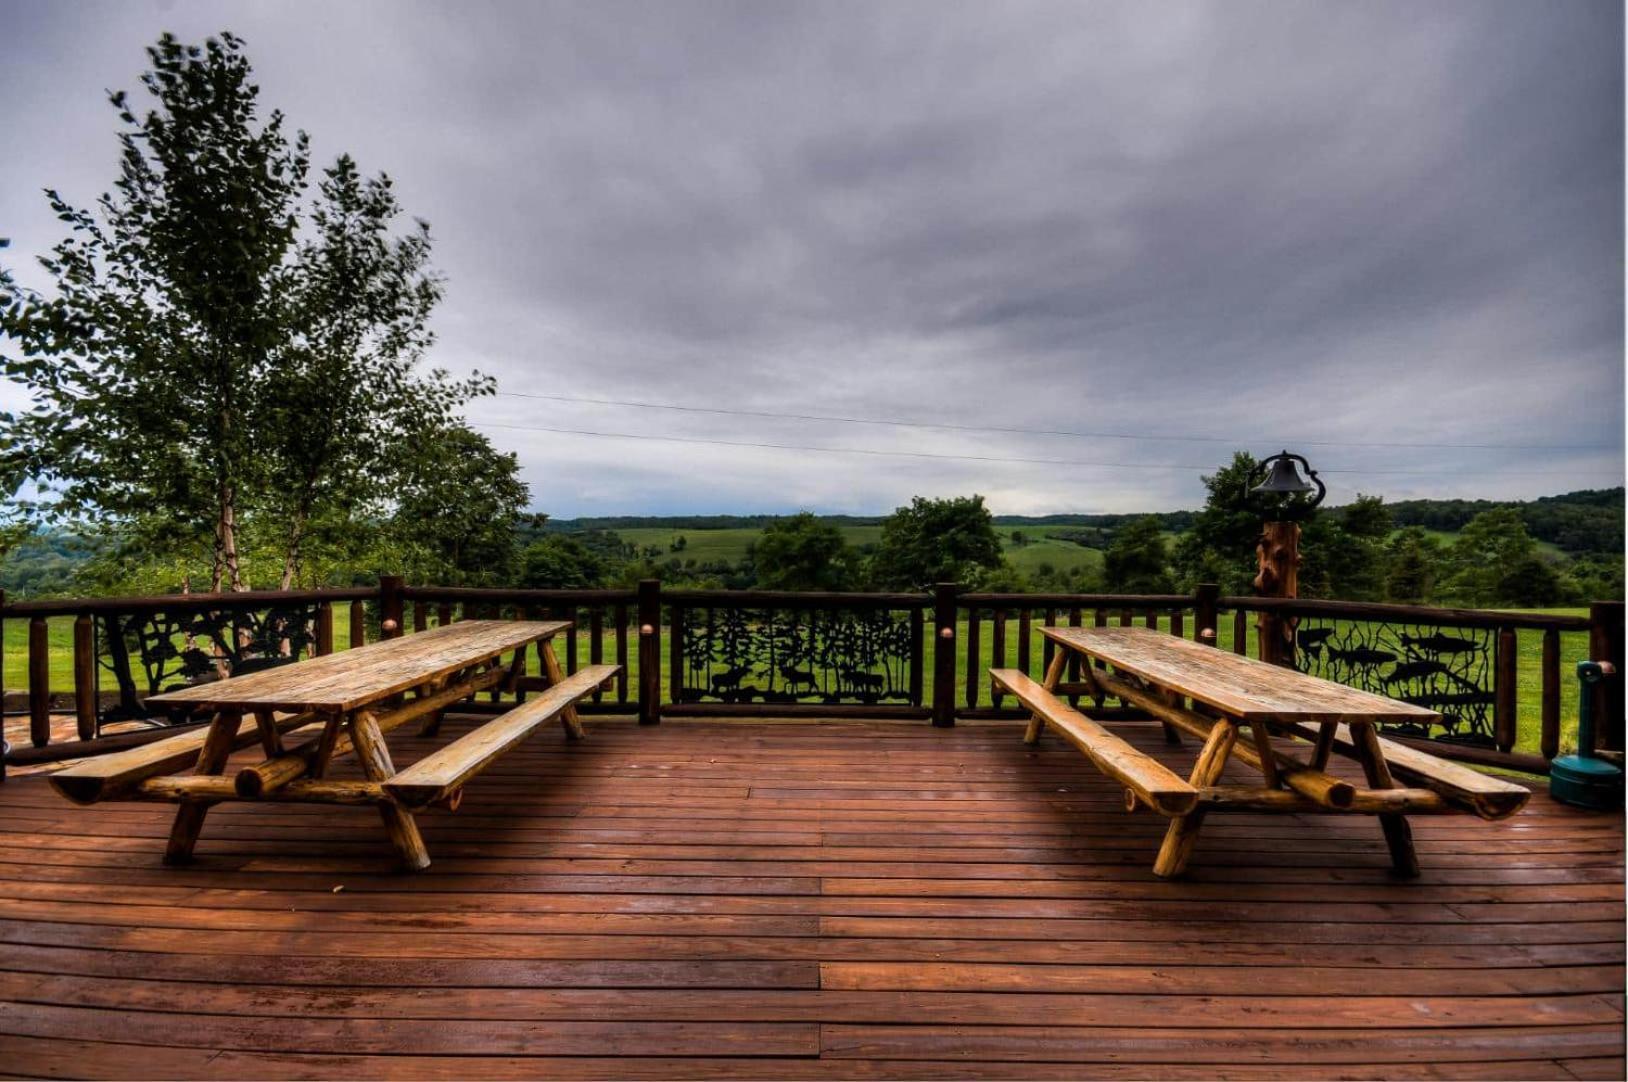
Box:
[637,579,661,725]
[1589,601,1624,753]
[1253,522,1300,667]
[932,583,958,728]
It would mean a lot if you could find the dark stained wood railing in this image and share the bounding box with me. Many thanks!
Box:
[2,580,1620,780]
[0,586,376,773]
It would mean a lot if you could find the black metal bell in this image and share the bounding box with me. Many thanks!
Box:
[1250,451,1316,497]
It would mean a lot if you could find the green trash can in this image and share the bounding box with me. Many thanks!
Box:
[1549,661,1623,811]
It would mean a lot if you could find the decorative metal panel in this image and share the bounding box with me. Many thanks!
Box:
[678,606,916,705]
[96,603,323,727]
[1294,620,1496,745]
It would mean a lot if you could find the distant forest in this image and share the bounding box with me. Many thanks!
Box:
[6,486,1617,606]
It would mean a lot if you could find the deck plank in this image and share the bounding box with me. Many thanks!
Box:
[0,718,1621,1078]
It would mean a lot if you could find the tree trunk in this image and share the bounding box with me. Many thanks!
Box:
[279,508,308,592]
[216,479,247,592]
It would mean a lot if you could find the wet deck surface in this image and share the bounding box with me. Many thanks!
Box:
[0,718,1622,1079]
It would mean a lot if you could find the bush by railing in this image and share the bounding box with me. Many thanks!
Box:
[2,578,1620,779]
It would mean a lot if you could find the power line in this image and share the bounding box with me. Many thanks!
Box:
[468,420,1620,479]
[491,390,1618,453]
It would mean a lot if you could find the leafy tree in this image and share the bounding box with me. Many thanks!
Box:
[1498,555,1562,607]
[1,33,310,590]
[1337,494,1393,539]
[1171,452,1263,593]
[751,512,856,590]
[1299,495,1389,600]
[1442,508,1537,605]
[0,32,488,592]
[390,424,528,584]
[263,154,489,587]
[1384,527,1439,603]
[1103,517,1173,593]
[870,495,1005,589]
[520,534,607,588]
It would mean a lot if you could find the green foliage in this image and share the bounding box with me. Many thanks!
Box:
[1442,508,1538,606]
[1171,452,1263,593]
[520,533,607,589]
[871,495,1005,590]
[751,512,857,591]
[1384,527,1439,603]
[261,152,490,586]
[390,424,529,584]
[0,31,488,592]
[1,32,311,589]
[1103,517,1173,592]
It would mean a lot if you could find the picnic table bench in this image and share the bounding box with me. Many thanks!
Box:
[993,626,1530,878]
[50,620,616,870]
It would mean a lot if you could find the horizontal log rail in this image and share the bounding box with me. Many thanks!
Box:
[3,580,1620,780]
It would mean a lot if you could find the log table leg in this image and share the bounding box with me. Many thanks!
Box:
[1350,721,1420,878]
[163,711,243,866]
[350,709,431,871]
[1153,716,1238,878]
[540,640,586,741]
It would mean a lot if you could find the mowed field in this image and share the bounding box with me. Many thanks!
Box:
[617,524,1105,578]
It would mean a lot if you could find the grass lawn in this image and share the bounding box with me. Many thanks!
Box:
[611,523,1104,579]
[6,605,1593,761]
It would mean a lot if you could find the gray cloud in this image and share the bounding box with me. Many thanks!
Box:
[2,0,1621,515]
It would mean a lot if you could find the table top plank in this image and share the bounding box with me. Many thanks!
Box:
[146,620,568,714]
[1041,626,1439,725]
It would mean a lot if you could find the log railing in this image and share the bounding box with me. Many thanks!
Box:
[0,586,377,769]
[2,579,1620,779]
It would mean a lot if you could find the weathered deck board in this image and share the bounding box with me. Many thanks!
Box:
[0,719,1622,1079]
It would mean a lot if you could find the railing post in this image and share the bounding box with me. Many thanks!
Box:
[28,616,50,748]
[349,600,366,649]
[1254,522,1299,667]
[73,613,96,741]
[637,579,661,725]
[1589,601,1624,752]
[1493,626,1517,753]
[932,582,958,727]
[379,575,405,640]
[1193,584,1220,647]
[315,601,335,657]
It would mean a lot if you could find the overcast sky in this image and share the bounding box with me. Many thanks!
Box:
[2,0,1622,517]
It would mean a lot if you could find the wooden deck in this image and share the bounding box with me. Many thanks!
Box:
[0,717,1622,1079]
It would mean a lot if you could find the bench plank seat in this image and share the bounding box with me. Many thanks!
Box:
[384,665,618,808]
[992,668,1198,817]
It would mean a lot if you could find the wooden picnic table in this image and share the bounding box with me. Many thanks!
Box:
[993,626,1530,878]
[50,620,618,870]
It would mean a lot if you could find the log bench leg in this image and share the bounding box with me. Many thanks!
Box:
[350,709,431,871]
[163,711,242,866]
[1153,717,1238,878]
[540,641,586,741]
[1025,652,1071,745]
[1350,721,1420,879]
